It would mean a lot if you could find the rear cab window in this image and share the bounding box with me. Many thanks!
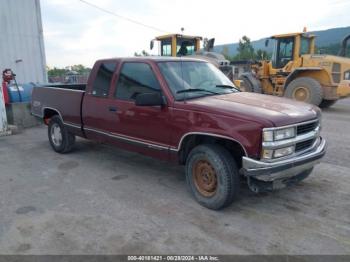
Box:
[92,62,117,97]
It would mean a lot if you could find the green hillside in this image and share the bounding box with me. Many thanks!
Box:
[214,26,350,57]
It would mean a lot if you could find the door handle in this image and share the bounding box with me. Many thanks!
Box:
[108,106,118,112]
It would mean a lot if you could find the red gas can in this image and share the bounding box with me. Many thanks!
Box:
[2,69,13,105]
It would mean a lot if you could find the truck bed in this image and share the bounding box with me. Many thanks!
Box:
[31,84,86,133]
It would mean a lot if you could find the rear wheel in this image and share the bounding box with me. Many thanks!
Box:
[185,144,240,210]
[285,77,323,106]
[319,99,337,108]
[48,115,75,153]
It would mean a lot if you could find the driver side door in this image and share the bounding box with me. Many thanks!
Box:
[110,62,172,159]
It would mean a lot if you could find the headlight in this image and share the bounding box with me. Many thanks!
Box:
[263,127,296,142]
[262,146,295,160]
[261,149,273,159]
[274,127,296,141]
[273,146,294,158]
[263,130,274,142]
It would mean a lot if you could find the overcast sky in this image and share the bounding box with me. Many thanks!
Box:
[41,0,350,68]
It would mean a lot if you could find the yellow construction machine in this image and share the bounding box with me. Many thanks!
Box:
[150,32,350,108]
[150,34,233,77]
[238,31,350,107]
[150,34,202,57]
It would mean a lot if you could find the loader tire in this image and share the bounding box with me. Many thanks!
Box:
[284,77,323,106]
[319,99,337,108]
[239,77,254,92]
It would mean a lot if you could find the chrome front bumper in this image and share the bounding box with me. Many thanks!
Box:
[242,137,327,182]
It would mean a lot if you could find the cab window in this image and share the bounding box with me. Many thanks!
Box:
[92,62,116,97]
[275,37,294,68]
[115,63,161,100]
[177,38,196,56]
[300,37,310,55]
[161,38,172,56]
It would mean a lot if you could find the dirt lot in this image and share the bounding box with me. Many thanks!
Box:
[0,99,349,255]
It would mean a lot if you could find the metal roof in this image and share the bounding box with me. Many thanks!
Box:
[271,32,316,39]
[155,34,203,41]
[0,0,47,83]
[96,56,207,63]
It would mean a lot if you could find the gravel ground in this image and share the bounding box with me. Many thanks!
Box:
[0,98,349,255]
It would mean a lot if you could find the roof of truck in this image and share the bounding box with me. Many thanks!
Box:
[96,56,207,63]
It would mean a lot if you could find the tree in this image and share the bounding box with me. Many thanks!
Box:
[256,49,271,60]
[47,67,68,78]
[47,64,91,78]
[221,45,230,59]
[234,36,255,60]
[71,64,91,74]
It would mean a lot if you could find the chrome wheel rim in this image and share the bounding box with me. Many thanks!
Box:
[51,123,62,147]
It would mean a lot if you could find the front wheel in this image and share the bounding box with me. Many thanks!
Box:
[48,115,76,153]
[185,144,240,210]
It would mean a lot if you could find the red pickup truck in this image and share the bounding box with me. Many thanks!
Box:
[32,57,326,209]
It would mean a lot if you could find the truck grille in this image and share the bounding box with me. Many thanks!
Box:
[295,139,315,152]
[297,121,319,135]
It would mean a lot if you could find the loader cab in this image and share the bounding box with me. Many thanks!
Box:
[269,33,315,69]
[150,34,202,57]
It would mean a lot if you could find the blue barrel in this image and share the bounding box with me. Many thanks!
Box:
[7,83,36,103]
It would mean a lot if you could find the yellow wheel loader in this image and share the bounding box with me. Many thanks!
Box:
[150,34,233,78]
[238,32,350,108]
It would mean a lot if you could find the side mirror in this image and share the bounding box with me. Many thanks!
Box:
[150,40,154,50]
[207,38,215,50]
[135,92,165,106]
[265,39,269,47]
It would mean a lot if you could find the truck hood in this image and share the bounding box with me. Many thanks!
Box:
[178,92,320,127]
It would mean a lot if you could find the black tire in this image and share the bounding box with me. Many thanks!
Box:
[319,99,337,108]
[284,77,323,106]
[48,115,76,154]
[185,144,240,210]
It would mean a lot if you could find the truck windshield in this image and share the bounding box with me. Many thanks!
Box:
[158,61,238,101]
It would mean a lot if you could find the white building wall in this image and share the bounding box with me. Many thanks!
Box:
[0,0,47,84]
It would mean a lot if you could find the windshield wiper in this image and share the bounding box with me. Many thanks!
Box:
[215,84,239,91]
[176,88,220,95]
